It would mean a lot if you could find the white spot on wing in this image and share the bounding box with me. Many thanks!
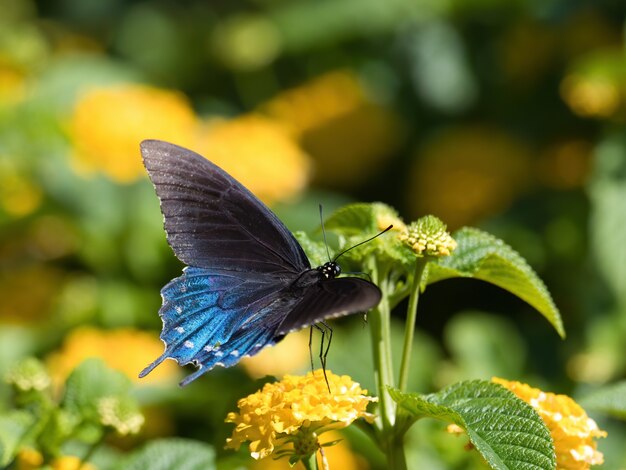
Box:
[230,350,239,357]
[215,351,224,357]
[203,345,214,352]
[175,306,183,314]
[184,340,194,349]
[175,327,185,333]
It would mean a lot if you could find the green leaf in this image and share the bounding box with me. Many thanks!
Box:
[62,358,133,423]
[390,381,556,470]
[324,202,415,269]
[579,381,626,420]
[323,203,380,235]
[0,410,35,466]
[426,227,564,338]
[293,231,329,267]
[588,132,626,304]
[120,438,215,470]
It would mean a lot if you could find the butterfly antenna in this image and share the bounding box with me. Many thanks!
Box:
[333,225,394,262]
[319,204,332,263]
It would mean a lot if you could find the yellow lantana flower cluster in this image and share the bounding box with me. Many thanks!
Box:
[69,84,311,204]
[493,378,607,470]
[46,327,179,387]
[226,370,376,460]
[70,84,197,183]
[400,215,457,257]
[16,450,97,470]
[194,115,310,204]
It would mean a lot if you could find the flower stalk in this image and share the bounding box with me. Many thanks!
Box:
[398,259,428,392]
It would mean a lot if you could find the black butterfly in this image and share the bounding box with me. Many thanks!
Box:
[139,140,382,386]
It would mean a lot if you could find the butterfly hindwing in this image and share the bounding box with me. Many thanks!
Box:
[139,267,291,382]
[140,140,310,274]
[277,277,382,335]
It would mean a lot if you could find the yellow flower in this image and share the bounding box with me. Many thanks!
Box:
[409,125,531,229]
[493,378,606,469]
[69,84,197,183]
[194,115,310,204]
[0,157,42,217]
[225,370,376,461]
[240,330,310,379]
[560,74,620,118]
[0,65,27,106]
[260,71,368,139]
[259,70,403,189]
[0,264,64,324]
[46,327,179,387]
[51,456,97,470]
[399,215,457,257]
[16,450,97,470]
[15,448,44,470]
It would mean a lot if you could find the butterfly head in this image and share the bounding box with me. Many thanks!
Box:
[317,261,341,279]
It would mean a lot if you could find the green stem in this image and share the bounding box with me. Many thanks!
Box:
[369,274,395,433]
[301,453,318,470]
[368,265,407,470]
[81,429,107,467]
[397,259,428,392]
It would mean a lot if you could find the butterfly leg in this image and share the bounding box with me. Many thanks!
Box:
[312,321,333,393]
[308,326,315,372]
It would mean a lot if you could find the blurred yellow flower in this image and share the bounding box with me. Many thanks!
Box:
[409,125,531,229]
[0,159,42,217]
[226,370,376,461]
[195,115,310,204]
[0,264,64,324]
[69,84,197,183]
[536,140,592,189]
[260,70,403,188]
[493,378,606,470]
[0,65,27,105]
[261,71,368,138]
[560,74,621,118]
[47,327,179,387]
[240,329,310,379]
[16,448,43,470]
[16,451,97,470]
[51,456,97,470]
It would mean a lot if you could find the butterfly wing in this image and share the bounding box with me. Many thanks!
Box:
[140,140,310,274]
[139,267,293,385]
[276,277,382,335]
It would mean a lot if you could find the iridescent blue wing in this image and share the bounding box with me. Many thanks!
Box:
[140,140,310,274]
[139,267,292,385]
[277,277,382,335]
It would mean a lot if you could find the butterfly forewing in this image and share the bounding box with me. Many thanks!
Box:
[141,140,310,274]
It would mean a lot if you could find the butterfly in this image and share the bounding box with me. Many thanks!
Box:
[139,140,383,386]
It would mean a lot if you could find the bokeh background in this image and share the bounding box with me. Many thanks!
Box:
[1,0,626,468]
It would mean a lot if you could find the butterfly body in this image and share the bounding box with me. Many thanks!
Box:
[139,140,381,386]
